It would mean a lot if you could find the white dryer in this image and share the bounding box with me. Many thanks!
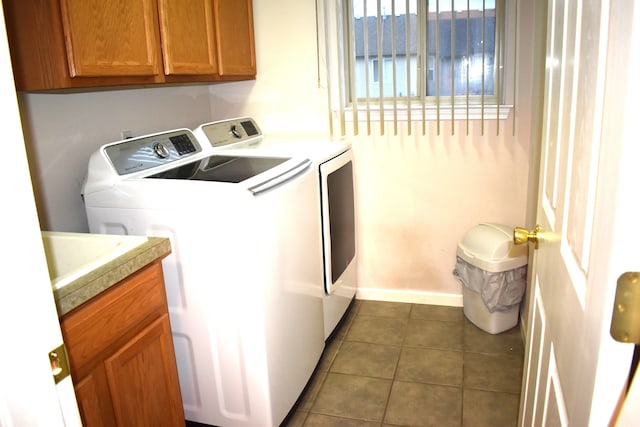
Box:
[194,118,357,339]
[82,127,325,426]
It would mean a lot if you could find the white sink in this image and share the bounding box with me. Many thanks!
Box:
[42,231,148,290]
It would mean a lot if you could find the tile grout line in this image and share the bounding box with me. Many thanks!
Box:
[462,309,468,426]
[376,302,415,426]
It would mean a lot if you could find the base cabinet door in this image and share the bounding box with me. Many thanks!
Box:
[60,262,184,426]
[75,372,117,427]
[105,316,184,426]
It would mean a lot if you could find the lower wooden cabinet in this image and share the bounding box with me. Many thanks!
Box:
[60,261,184,426]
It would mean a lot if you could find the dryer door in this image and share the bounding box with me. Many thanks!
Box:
[319,150,356,295]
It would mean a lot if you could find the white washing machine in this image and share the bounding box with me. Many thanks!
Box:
[194,118,357,339]
[81,126,325,426]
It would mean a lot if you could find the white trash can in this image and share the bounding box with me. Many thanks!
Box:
[453,223,528,334]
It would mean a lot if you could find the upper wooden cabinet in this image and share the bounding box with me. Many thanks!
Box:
[59,0,163,78]
[2,0,256,91]
[213,0,256,78]
[158,0,218,75]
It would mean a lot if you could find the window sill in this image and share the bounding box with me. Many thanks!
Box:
[341,104,513,122]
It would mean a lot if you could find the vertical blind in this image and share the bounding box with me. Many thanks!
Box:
[323,0,517,137]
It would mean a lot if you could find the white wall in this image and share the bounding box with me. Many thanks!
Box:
[17,0,542,305]
[204,0,329,133]
[20,85,214,232]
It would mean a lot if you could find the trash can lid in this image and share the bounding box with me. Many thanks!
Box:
[456,223,528,272]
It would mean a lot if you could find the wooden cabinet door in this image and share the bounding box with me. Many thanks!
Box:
[157,0,218,75]
[75,371,117,426]
[213,0,256,77]
[73,316,183,426]
[61,262,184,426]
[105,315,184,426]
[59,0,162,77]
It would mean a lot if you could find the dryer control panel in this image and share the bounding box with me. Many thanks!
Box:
[195,117,262,149]
[103,129,203,175]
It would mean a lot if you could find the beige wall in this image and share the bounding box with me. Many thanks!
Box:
[341,1,546,305]
[352,118,532,304]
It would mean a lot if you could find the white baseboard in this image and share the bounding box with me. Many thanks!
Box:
[355,287,463,307]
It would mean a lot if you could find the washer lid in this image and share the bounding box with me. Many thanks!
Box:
[456,223,528,272]
[146,155,290,183]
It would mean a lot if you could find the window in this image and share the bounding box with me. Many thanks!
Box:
[322,0,516,135]
[371,57,393,83]
[348,0,502,102]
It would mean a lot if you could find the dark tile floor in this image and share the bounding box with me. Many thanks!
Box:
[283,300,524,427]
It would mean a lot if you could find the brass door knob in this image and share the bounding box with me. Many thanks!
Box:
[610,272,640,344]
[514,225,542,249]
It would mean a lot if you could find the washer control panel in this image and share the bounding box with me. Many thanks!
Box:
[196,117,261,149]
[103,129,202,175]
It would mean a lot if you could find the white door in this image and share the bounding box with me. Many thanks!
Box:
[0,4,81,425]
[519,0,639,426]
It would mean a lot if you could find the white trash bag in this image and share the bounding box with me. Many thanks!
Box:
[453,256,527,313]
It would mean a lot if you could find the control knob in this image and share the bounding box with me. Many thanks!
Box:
[153,142,170,159]
[230,125,242,138]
